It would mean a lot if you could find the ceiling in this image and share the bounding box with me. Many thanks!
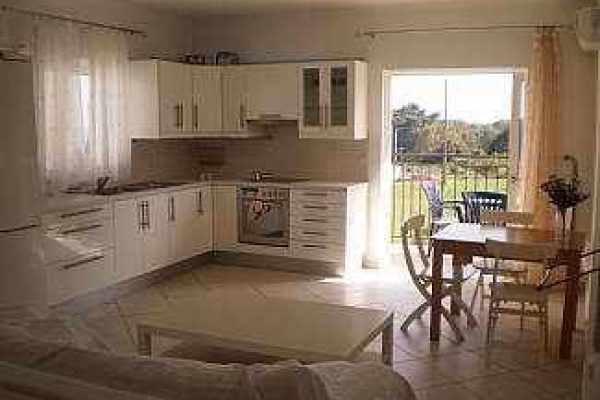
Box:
[121,0,508,16]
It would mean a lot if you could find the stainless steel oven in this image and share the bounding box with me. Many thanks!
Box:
[237,186,289,247]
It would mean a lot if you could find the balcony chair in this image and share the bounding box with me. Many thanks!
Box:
[461,191,507,223]
[420,180,464,255]
[484,238,557,350]
[400,215,478,342]
[470,211,532,317]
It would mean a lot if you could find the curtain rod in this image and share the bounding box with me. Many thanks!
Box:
[360,23,573,38]
[0,4,146,36]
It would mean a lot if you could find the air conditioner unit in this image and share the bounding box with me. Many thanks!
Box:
[577,7,600,51]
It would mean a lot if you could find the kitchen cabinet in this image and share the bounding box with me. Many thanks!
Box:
[212,185,238,250]
[113,194,170,280]
[170,186,213,263]
[246,63,298,120]
[298,61,368,140]
[191,67,222,134]
[290,184,367,274]
[221,66,249,133]
[158,61,193,136]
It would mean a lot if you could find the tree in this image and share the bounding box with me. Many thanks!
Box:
[392,103,440,153]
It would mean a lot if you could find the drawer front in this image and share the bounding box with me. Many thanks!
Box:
[291,241,344,262]
[42,221,112,266]
[43,205,111,226]
[292,189,346,205]
[291,202,346,220]
[47,250,115,304]
[291,223,345,244]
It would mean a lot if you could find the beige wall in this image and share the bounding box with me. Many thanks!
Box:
[191,0,598,230]
[2,0,194,59]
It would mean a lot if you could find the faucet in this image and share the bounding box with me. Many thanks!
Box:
[95,176,111,195]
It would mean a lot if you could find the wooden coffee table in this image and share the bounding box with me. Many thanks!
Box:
[135,296,394,365]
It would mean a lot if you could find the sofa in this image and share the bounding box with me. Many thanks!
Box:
[0,322,416,400]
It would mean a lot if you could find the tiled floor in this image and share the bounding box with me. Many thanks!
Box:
[52,255,584,400]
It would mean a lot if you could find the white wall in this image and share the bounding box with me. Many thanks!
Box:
[2,0,195,59]
[191,0,598,231]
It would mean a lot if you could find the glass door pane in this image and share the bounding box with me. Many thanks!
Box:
[302,68,321,127]
[329,66,348,126]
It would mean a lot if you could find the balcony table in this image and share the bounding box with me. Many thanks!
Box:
[430,223,586,359]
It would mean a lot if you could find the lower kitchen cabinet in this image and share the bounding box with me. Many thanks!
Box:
[113,194,170,281]
[170,186,213,263]
[113,186,213,283]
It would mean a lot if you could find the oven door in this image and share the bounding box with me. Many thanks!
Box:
[238,196,289,247]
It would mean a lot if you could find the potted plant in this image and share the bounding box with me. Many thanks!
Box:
[540,155,589,237]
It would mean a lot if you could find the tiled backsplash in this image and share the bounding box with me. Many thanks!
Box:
[131,126,368,182]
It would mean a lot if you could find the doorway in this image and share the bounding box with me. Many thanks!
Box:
[388,69,526,240]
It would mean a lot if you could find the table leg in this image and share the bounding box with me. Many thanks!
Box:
[451,255,464,316]
[559,256,581,360]
[382,318,394,366]
[137,327,152,356]
[430,241,443,342]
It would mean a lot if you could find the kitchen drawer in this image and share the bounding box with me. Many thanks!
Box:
[291,223,345,244]
[291,240,344,262]
[46,250,115,305]
[43,205,111,226]
[291,202,346,220]
[291,189,346,205]
[42,221,113,266]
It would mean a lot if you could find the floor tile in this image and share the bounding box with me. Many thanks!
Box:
[415,383,482,400]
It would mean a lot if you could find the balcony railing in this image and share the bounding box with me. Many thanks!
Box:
[392,150,510,240]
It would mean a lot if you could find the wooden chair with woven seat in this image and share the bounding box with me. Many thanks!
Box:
[484,238,556,350]
[470,211,534,317]
[400,215,478,342]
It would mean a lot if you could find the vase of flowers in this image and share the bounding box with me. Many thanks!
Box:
[540,155,589,238]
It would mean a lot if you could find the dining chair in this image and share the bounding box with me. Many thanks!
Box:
[400,215,478,342]
[484,238,556,350]
[421,180,464,255]
[461,191,507,223]
[470,211,534,316]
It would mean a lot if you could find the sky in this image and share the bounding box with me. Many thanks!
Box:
[390,73,514,124]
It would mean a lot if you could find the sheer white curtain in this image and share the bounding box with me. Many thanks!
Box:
[34,19,130,194]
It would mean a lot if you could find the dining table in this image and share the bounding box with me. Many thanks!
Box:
[430,223,587,359]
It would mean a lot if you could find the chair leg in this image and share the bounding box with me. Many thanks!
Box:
[541,303,549,352]
[520,303,525,330]
[441,307,465,342]
[401,300,431,331]
[479,275,486,311]
[451,294,479,328]
[486,302,497,345]
[469,272,481,313]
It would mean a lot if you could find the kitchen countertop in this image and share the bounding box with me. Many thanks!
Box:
[42,179,368,214]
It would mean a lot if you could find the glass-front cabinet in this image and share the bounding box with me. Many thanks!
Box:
[298,61,367,140]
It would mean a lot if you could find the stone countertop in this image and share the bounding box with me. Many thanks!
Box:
[42,180,368,214]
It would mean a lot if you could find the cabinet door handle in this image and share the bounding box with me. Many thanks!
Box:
[197,191,204,214]
[302,218,327,223]
[301,244,326,249]
[302,231,326,236]
[174,104,180,129]
[304,205,328,210]
[61,223,103,235]
[321,104,326,128]
[302,192,328,197]
[168,197,175,222]
[240,103,246,129]
[193,103,199,130]
[62,255,104,270]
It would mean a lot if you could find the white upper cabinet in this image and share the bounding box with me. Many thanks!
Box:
[298,61,368,140]
[158,61,193,137]
[191,66,222,134]
[246,64,299,120]
[221,66,249,133]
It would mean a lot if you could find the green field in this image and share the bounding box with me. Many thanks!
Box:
[391,176,508,239]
